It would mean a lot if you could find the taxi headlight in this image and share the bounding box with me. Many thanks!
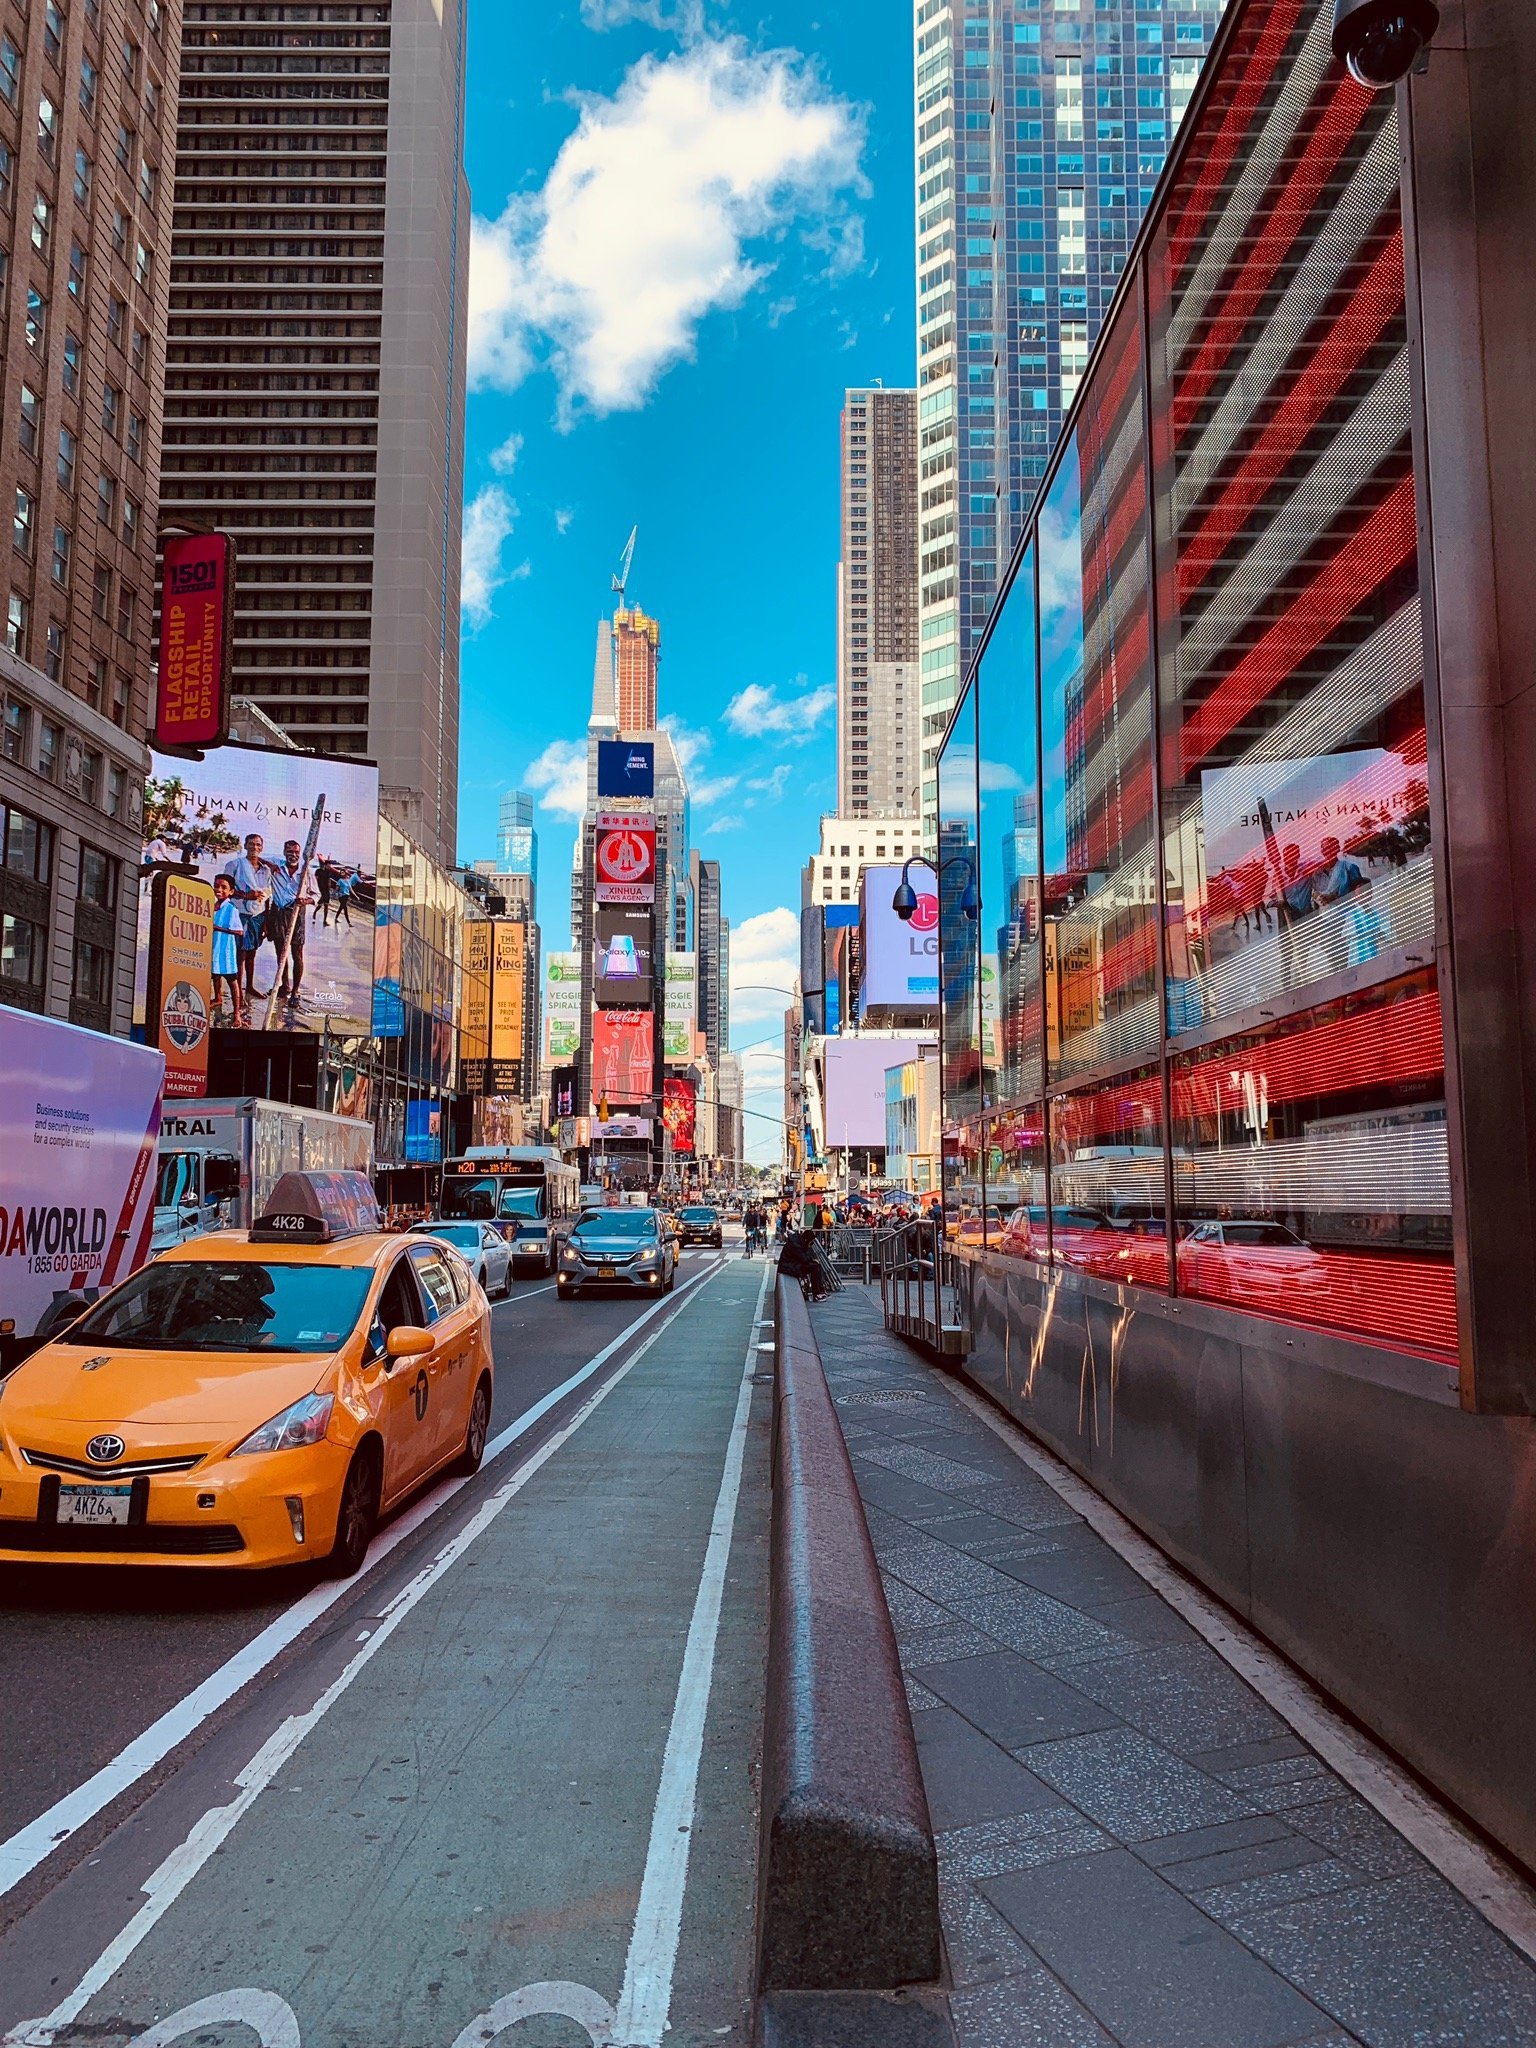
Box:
[232,1392,335,1456]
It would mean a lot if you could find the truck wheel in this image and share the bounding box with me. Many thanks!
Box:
[327,1443,380,1578]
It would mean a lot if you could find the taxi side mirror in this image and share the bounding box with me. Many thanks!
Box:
[385,1325,433,1362]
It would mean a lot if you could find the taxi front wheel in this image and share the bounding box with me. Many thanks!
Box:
[327,1442,381,1578]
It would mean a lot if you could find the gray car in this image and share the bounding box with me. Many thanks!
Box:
[408,1219,513,1299]
[557,1206,676,1301]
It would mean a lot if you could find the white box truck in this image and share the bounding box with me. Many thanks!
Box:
[153,1096,375,1253]
[0,1009,166,1367]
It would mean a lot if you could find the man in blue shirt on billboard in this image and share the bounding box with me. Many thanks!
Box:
[267,838,314,1013]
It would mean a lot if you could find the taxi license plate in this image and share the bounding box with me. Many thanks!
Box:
[57,1484,132,1528]
[598,1264,618,1279]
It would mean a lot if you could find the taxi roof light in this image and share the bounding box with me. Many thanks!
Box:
[249,1171,381,1246]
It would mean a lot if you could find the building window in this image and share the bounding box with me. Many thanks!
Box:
[115,585,135,641]
[13,487,34,558]
[38,721,58,782]
[58,426,76,490]
[2,914,45,990]
[105,763,125,820]
[121,497,139,546]
[25,287,46,351]
[134,241,152,289]
[3,803,51,883]
[43,621,64,683]
[31,195,52,258]
[79,57,97,116]
[131,326,148,375]
[0,37,20,109]
[2,697,27,763]
[0,139,11,203]
[126,412,144,465]
[96,473,115,525]
[79,844,118,910]
[62,335,80,397]
[79,749,100,806]
[72,936,111,1009]
[51,524,70,586]
[120,36,139,87]
[106,293,124,344]
[18,385,39,457]
[5,594,27,660]
[85,654,106,711]
[91,562,111,622]
[110,209,128,258]
[138,158,156,208]
[101,385,121,439]
[111,670,129,727]
[68,241,86,299]
[39,95,60,165]
[74,146,92,205]
[114,121,133,171]
[43,4,64,64]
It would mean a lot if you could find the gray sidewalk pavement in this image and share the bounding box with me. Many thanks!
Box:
[811,1285,1536,2048]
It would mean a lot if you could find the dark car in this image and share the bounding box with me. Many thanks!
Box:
[677,1205,724,1248]
[557,1207,677,1300]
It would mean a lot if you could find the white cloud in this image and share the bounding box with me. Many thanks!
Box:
[693,774,740,805]
[581,0,704,29]
[661,715,738,806]
[468,38,865,417]
[978,758,1023,793]
[461,486,520,631]
[747,764,791,800]
[488,432,524,476]
[730,906,800,1028]
[554,507,575,534]
[524,738,588,820]
[724,680,834,743]
[706,813,744,834]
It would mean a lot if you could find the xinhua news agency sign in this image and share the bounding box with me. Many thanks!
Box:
[155,533,236,749]
[595,812,656,905]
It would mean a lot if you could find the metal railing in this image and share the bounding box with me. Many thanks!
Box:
[876,1215,971,1358]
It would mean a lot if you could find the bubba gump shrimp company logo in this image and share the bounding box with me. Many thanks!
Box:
[161,979,210,1054]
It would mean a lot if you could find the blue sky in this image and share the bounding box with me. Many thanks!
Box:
[456,0,915,1156]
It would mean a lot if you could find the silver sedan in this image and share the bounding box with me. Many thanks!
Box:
[557,1207,676,1300]
[408,1219,513,1298]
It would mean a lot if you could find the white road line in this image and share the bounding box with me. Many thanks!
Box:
[0,1257,724,1905]
[612,1259,771,2047]
[2,1268,728,2048]
[947,1375,1536,1967]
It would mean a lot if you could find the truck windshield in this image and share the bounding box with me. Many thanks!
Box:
[156,1153,198,1208]
[60,1262,373,1353]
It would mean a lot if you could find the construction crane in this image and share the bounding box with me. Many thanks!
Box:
[611,526,637,608]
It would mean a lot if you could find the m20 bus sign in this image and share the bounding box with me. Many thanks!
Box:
[594,812,656,904]
[155,532,236,749]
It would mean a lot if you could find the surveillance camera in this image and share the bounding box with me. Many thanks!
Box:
[1331,0,1439,90]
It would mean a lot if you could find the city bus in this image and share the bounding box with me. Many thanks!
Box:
[439,1146,581,1276]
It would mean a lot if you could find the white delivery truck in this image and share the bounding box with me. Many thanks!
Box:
[152,1096,375,1252]
[0,1009,166,1368]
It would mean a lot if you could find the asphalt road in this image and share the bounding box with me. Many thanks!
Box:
[0,1246,760,1905]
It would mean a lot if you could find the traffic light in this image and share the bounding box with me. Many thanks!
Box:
[598,1093,611,1121]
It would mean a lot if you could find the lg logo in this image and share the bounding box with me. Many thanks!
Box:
[909,892,939,932]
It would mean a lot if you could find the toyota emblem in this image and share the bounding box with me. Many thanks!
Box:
[86,1434,126,1464]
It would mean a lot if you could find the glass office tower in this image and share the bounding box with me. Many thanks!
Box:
[914,0,1225,818]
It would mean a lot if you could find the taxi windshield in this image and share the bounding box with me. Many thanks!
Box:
[59,1261,373,1353]
[572,1210,655,1239]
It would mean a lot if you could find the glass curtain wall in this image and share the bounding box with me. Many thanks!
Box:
[937,0,1454,1365]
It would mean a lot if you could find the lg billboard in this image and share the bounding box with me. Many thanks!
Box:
[859,863,939,1015]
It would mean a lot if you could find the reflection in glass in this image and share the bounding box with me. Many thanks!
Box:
[978,544,1042,1111]
[1049,1069,1169,1290]
[1151,27,1427,1040]
[1041,307,1158,1084]
[1171,971,1453,1357]
[938,681,981,1125]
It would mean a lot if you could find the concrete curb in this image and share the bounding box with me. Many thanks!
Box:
[757,1277,944,2008]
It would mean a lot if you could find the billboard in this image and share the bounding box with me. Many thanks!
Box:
[404,1099,443,1163]
[459,921,492,1071]
[592,1115,652,1141]
[595,811,656,904]
[139,743,379,1037]
[597,739,655,800]
[550,1064,578,1119]
[593,904,654,1005]
[144,870,215,1098]
[859,863,940,1014]
[592,1008,653,1105]
[663,952,696,1060]
[823,1036,936,1149]
[662,1075,697,1157]
[544,951,581,1061]
[489,919,526,1094]
[155,532,234,749]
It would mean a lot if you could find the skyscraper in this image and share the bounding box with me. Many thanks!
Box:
[613,604,660,731]
[691,851,727,1068]
[0,0,181,1035]
[497,789,537,897]
[838,388,920,818]
[162,0,471,863]
[913,0,1223,815]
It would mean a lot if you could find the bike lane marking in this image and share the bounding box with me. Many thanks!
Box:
[3,1259,731,2047]
[0,1258,724,1905]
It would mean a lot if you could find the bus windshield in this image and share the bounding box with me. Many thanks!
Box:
[439,1177,497,1222]
[498,1187,542,1219]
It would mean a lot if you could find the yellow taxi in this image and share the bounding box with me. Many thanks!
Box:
[0,1172,494,1575]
